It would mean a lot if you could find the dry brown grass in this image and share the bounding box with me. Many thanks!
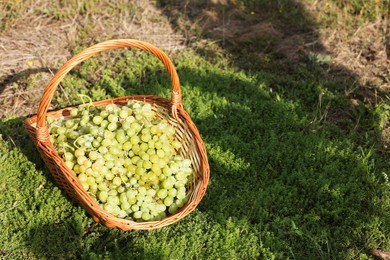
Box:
[317,13,389,94]
[0,0,185,118]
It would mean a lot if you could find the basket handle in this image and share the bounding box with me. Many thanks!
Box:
[36,39,182,130]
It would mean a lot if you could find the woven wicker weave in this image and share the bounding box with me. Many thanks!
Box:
[23,39,210,230]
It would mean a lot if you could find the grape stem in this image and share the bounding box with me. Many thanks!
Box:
[73,134,94,150]
[135,122,145,136]
[77,94,94,109]
[119,175,127,186]
[59,142,75,151]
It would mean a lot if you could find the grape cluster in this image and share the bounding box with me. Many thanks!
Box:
[47,101,192,221]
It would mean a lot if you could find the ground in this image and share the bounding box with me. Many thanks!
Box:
[0,0,389,259]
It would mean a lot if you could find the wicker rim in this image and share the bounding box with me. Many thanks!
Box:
[36,39,182,139]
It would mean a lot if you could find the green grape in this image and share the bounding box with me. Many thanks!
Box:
[119,109,128,119]
[57,134,67,143]
[141,161,151,171]
[125,115,135,123]
[147,188,157,197]
[182,159,192,168]
[98,183,107,191]
[92,140,100,148]
[157,189,168,199]
[77,156,87,165]
[67,130,79,140]
[122,121,131,131]
[98,146,108,154]
[108,189,118,197]
[148,153,160,163]
[81,114,90,123]
[100,110,109,118]
[131,156,140,165]
[86,176,96,186]
[140,174,149,183]
[88,150,99,161]
[65,161,74,170]
[140,143,148,152]
[147,148,156,155]
[140,153,149,161]
[141,212,151,221]
[89,127,99,136]
[83,160,92,169]
[92,115,103,125]
[168,188,177,197]
[121,201,131,211]
[163,196,174,207]
[95,175,104,184]
[129,177,137,186]
[177,191,187,200]
[116,131,127,144]
[111,166,119,175]
[119,193,128,203]
[158,158,168,169]
[151,164,161,175]
[162,177,174,189]
[132,144,141,154]
[155,141,162,150]
[98,191,108,203]
[163,166,172,176]
[70,108,79,117]
[85,168,93,176]
[108,114,119,123]
[138,186,147,195]
[130,135,140,145]
[95,157,105,166]
[79,165,87,173]
[103,203,115,214]
[116,158,125,167]
[172,140,182,150]
[141,133,151,142]
[157,203,167,213]
[105,172,114,181]
[122,141,132,151]
[117,210,127,218]
[107,196,120,205]
[126,128,136,137]
[74,149,85,158]
[168,203,178,214]
[116,186,125,195]
[73,164,80,174]
[64,152,74,161]
[175,172,187,181]
[65,119,75,128]
[107,122,118,131]
[109,146,121,156]
[101,139,112,147]
[100,120,109,129]
[133,211,142,219]
[49,100,194,222]
[81,182,89,191]
[112,176,122,187]
[131,122,142,133]
[176,197,188,207]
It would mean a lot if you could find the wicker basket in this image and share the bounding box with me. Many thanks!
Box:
[23,39,210,230]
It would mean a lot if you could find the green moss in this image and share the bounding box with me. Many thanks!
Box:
[1,34,389,260]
